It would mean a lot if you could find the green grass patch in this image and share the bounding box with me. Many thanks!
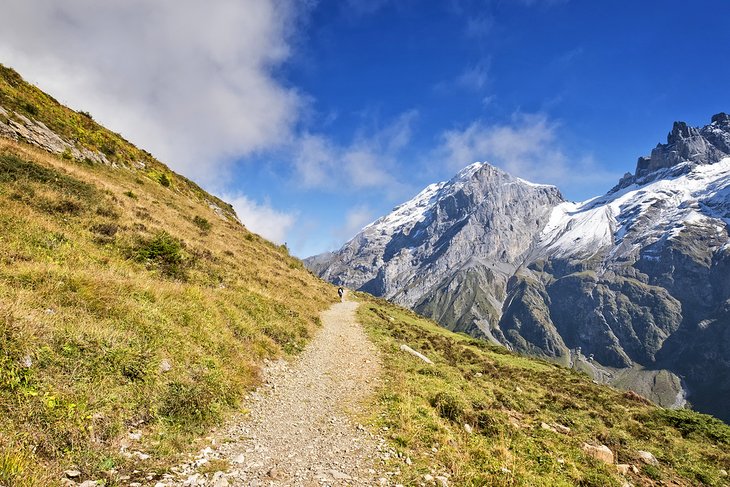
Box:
[0,129,335,483]
[357,293,730,486]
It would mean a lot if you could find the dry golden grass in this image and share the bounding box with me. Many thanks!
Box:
[0,138,336,485]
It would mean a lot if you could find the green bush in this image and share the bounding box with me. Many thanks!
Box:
[430,391,467,423]
[135,231,185,278]
[22,102,38,116]
[158,173,171,187]
[192,215,211,233]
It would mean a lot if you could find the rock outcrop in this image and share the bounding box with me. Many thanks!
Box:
[309,114,730,421]
[309,163,564,339]
[0,105,110,165]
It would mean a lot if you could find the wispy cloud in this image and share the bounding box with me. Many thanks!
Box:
[292,110,417,196]
[456,60,491,91]
[434,58,492,95]
[438,113,618,197]
[340,205,376,240]
[465,15,495,38]
[0,0,309,185]
[223,194,296,245]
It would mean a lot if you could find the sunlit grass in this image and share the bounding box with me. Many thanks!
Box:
[358,293,730,486]
[0,136,335,484]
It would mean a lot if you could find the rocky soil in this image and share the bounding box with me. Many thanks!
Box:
[161,299,388,487]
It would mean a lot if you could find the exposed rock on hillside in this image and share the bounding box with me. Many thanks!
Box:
[310,114,730,421]
[309,163,564,339]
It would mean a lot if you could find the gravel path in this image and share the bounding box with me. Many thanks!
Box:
[166,299,388,487]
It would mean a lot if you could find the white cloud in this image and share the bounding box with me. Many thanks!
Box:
[225,194,296,245]
[439,113,618,194]
[292,110,417,195]
[340,205,376,239]
[0,0,307,184]
[465,15,495,38]
[456,61,491,90]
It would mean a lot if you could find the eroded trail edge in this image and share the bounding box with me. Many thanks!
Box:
[170,300,387,486]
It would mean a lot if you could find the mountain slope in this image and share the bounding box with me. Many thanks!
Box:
[503,114,730,419]
[361,294,730,486]
[310,163,564,339]
[311,113,730,421]
[0,65,335,485]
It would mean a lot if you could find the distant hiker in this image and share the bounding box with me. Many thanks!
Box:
[338,287,344,301]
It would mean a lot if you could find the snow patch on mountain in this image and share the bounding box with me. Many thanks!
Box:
[361,181,445,237]
[536,157,730,260]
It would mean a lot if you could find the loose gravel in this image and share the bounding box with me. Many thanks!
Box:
[166,299,389,486]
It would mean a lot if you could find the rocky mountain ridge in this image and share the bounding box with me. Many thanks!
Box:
[308,113,730,421]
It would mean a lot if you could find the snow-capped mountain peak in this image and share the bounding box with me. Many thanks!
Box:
[307,113,730,421]
[537,114,730,261]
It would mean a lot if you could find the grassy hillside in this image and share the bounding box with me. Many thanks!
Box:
[0,66,335,485]
[359,294,730,486]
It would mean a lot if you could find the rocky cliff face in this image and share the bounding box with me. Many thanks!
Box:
[309,113,730,421]
[311,163,564,338]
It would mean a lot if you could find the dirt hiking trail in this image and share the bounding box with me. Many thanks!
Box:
[167,299,390,486]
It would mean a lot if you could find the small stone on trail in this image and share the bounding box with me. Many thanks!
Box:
[464,423,473,434]
[424,474,434,481]
[64,470,81,478]
[268,467,284,480]
[79,482,98,487]
[328,469,352,480]
[211,471,229,487]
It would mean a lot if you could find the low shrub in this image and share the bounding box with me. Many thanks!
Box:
[192,215,211,233]
[135,231,186,278]
[430,391,468,423]
[158,173,171,187]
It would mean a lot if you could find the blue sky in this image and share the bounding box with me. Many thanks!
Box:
[1,0,729,256]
